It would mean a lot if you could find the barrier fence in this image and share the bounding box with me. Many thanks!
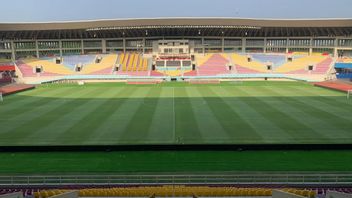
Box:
[0,173,351,186]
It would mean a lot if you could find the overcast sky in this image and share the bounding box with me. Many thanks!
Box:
[0,0,351,22]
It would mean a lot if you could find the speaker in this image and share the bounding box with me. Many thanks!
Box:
[192,64,196,71]
[247,55,252,62]
[95,56,103,63]
[55,58,61,64]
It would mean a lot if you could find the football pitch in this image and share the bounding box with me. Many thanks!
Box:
[0,81,351,146]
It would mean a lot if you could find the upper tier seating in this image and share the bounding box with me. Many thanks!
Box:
[62,55,96,70]
[116,53,150,76]
[230,53,268,73]
[337,57,352,63]
[14,52,335,79]
[81,54,118,75]
[195,54,213,66]
[197,54,230,76]
[250,53,287,67]
[16,59,73,77]
[275,55,329,74]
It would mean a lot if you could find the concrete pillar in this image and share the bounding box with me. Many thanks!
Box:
[10,41,15,60]
[35,40,39,58]
[81,40,84,54]
[242,38,246,53]
[102,39,106,54]
[123,38,126,53]
[59,40,63,57]
[142,38,146,55]
[334,38,338,57]
[309,48,313,56]
[309,38,313,55]
[221,37,225,52]
[201,37,205,55]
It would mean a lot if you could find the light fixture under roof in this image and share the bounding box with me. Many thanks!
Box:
[86,25,261,31]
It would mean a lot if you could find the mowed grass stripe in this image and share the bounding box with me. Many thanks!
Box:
[99,87,152,144]
[244,86,333,143]
[273,85,352,119]
[197,86,263,143]
[292,85,352,110]
[146,87,175,144]
[83,87,143,144]
[3,87,106,145]
[0,87,84,135]
[174,87,202,144]
[235,86,326,143]
[52,87,131,145]
[216,86,294,143]
[287,86,352,117]
[184,87,230,143]
[21,87,128,145]
[0,87,77,116]
[264,86,352,140]
[119,87,163,142]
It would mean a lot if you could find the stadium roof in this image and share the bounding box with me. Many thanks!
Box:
[1,18,352,39]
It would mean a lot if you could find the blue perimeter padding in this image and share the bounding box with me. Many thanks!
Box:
[335,63,352,69]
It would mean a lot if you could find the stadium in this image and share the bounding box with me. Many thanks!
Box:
[1,15,352,198]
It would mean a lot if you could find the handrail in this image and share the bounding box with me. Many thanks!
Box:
[0,173,351,186]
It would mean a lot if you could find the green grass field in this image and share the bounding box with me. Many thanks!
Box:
[1,81,352,173]
[1,150,352,173]
[1,81,352,146]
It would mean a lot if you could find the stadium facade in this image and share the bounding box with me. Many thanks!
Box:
[1,18,352,57]
[1,17,352,83]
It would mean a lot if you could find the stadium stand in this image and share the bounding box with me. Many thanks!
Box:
[337,57,352,63]
[16,59,73,76]
[197,54,230,75]
[116,53,150,76]
[81,54,118,74]
[335,62,352,79]
[275,55,328,74]
[31,187,317,198]
[230,53,268,73]
[62,55,96,70]
[250,53,287,67]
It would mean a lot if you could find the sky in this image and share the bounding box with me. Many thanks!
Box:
[0,0,351,22]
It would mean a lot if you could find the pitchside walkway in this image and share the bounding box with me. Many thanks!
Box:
[0,84,35,96]
[313,81,352,92]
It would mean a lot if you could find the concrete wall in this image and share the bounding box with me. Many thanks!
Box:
[0,192,23,198]
[272,190,306,198]
[326,191,352,198]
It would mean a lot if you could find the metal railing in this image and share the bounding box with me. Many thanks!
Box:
[0,172,351,186]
